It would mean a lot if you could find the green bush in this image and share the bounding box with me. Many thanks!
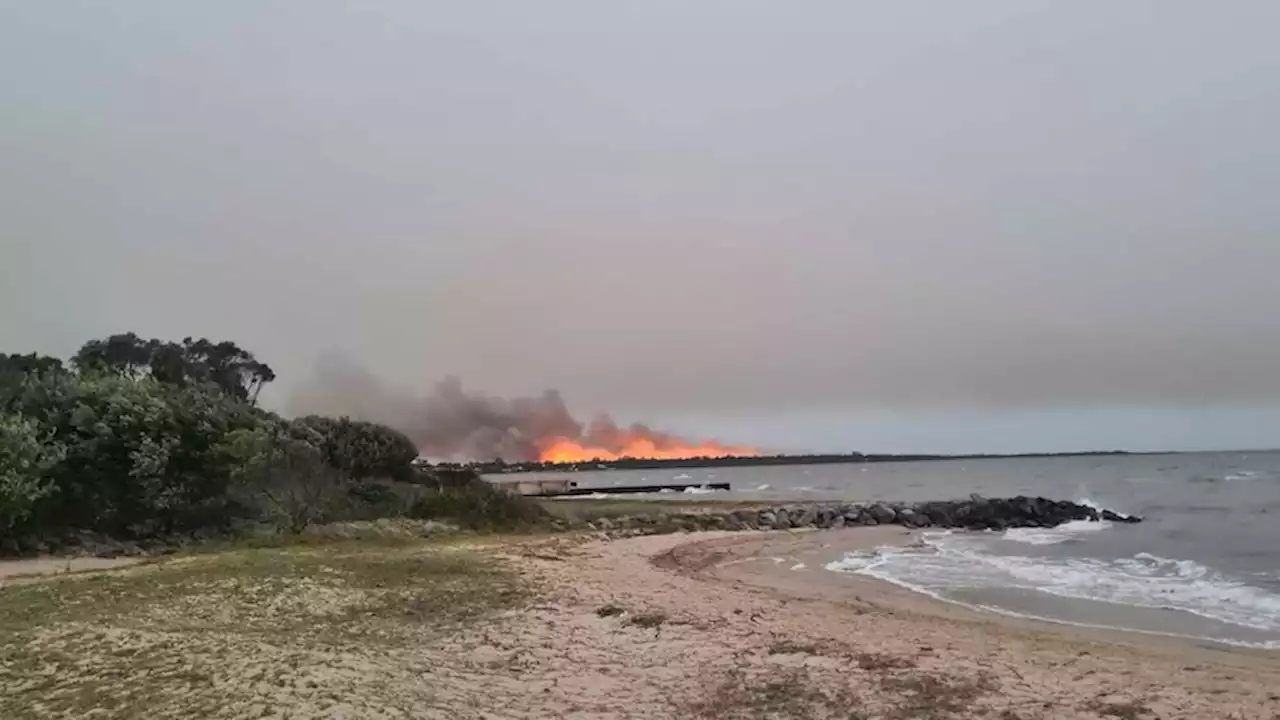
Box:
[4,371,270,536]
[407,474,548,531]
[0,333,553,548]
[292,415,419,481]
[0,413,65,533]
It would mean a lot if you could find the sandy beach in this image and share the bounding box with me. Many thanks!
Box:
[488,527,1280,718]
[5,527,1280,719]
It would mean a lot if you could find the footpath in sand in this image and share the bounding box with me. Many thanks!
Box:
[3,527,1279,719]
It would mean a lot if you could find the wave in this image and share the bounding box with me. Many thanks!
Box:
[672,473,693,481]
[826,535,1280,639]
[1191,470,1269,484]
[682,485,719,495]
[1002,518,1111,546]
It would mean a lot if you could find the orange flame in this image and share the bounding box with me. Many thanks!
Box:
[538,436,760,463]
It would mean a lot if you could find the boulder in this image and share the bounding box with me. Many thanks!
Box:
[868,504,897,524]
[793,507,818,528]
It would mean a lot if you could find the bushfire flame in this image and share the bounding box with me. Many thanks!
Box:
[538,436,760,463]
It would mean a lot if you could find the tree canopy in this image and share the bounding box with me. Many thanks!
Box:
[72,334,276,403]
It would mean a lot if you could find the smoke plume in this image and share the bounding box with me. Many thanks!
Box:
[287,359,757,462]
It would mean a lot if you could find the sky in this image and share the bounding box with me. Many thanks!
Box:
[3,1,1280,453]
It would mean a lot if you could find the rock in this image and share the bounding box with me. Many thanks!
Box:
[794,507,817,528]
[830,515,846,529]
[759,510,777,528]
[772,512,792,530]
[868,504,897,524]
[898,510,930,528]
[920,503,953,527]
[594,517,615,531]
[814,508,833,528]
[1101,509,1140,523]
[730,510,758,530]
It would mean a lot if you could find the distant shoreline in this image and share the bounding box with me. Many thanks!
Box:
[462,448,1160,474]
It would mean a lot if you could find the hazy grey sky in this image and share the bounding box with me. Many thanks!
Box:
[4,1,1279,452]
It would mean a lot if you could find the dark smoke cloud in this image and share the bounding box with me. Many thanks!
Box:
[288,358,636,461]
[286,358,575,460]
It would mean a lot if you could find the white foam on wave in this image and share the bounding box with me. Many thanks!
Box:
[1077,496,1134,520]
[826,535,1280,642]
[1224,470,1262,481]
[1003,518,1111,546]
[755,484,771,491]
[682,485,719,495]
[672,473,693,481]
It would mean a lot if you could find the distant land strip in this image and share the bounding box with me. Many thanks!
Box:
[446,450,1151,475]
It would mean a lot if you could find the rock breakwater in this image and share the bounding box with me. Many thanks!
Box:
[568,495,1140,535]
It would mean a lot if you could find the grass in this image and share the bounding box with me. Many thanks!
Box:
[595,603,625,618]
[854,651,917,671]
[627,611,669,630]
[876,670,997,719]
[688,667,863,720]
[768,639,824,655]
[0,540,528,719]
[1083,698,1153,719]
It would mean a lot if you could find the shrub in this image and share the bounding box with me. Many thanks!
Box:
[0,413,64,533]
[4,371,270,537]
[291,416,418,481]
[407,473,548,530]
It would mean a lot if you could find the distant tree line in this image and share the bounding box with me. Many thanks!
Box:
[0,334,540,551]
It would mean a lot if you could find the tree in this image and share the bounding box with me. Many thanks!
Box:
[71,333,153,377]
[4,371,270,535]
[72,334,276,404]
[1,353,66,411]
[292,416,419,481]
[222,424,345,533]
[0,413,65,533]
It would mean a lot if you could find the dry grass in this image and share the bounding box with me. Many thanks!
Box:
[1083,698,1154,719]
[627,611,669,630]
[0,541,528,719]
[876,670,998,719]
[855,651,917,671]
[595,603,626,618]
[688,667,864,720]
[768,639,825,656]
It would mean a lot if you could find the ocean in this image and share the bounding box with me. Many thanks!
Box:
[555,451,1280,648]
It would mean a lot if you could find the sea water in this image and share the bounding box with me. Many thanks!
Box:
[560,452,1280,648]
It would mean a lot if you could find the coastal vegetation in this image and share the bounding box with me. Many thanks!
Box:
[0,334,546,553]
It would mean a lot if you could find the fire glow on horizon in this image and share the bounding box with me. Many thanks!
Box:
[536,436,761,463]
